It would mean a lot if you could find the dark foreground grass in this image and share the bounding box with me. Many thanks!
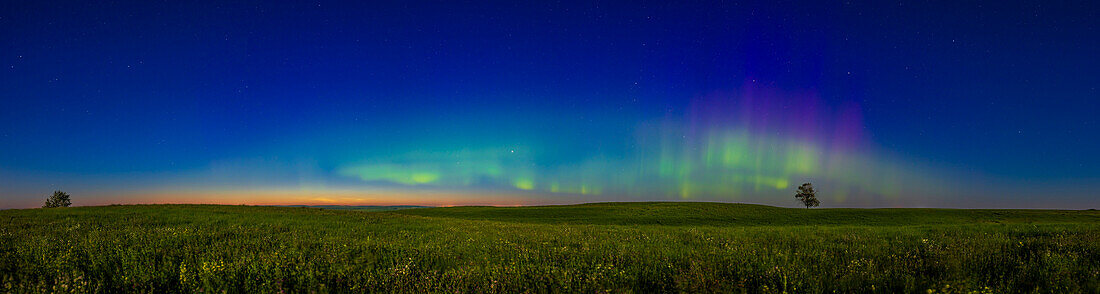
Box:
[1,203,1098,293]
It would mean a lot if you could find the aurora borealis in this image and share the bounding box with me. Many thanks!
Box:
[1,1,1097,209]
[332,84,944,205]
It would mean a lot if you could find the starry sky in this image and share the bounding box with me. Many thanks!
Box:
[1,1,1097,209]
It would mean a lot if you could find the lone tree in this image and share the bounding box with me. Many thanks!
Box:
[795,183,820,208]
[43,190,72,208]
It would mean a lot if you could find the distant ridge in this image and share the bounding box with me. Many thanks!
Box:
[391,201,1100,226]
[272,205,431,212]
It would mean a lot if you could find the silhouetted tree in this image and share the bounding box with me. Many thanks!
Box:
[43,190,71,208]
[795,183,819,208]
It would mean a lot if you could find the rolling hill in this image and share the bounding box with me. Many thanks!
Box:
[1,202,1097,292]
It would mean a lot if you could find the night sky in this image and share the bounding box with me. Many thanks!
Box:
[2,1,1097,209]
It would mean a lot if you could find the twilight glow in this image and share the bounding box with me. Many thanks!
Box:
[1,1,1096,209]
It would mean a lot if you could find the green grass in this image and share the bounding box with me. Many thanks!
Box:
[1,203,1098,293]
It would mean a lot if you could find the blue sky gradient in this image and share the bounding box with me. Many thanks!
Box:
[1,1,1097,208]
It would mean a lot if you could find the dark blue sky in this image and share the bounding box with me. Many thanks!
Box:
[1,1,1096,208]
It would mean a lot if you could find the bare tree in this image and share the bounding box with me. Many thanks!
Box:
[795,183,819,208]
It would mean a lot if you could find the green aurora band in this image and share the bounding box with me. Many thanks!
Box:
[337,89,948,205]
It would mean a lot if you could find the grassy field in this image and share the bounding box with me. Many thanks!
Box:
[1,202,1097,293]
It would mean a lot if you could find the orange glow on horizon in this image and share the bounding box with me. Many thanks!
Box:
[78,188,580,207]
